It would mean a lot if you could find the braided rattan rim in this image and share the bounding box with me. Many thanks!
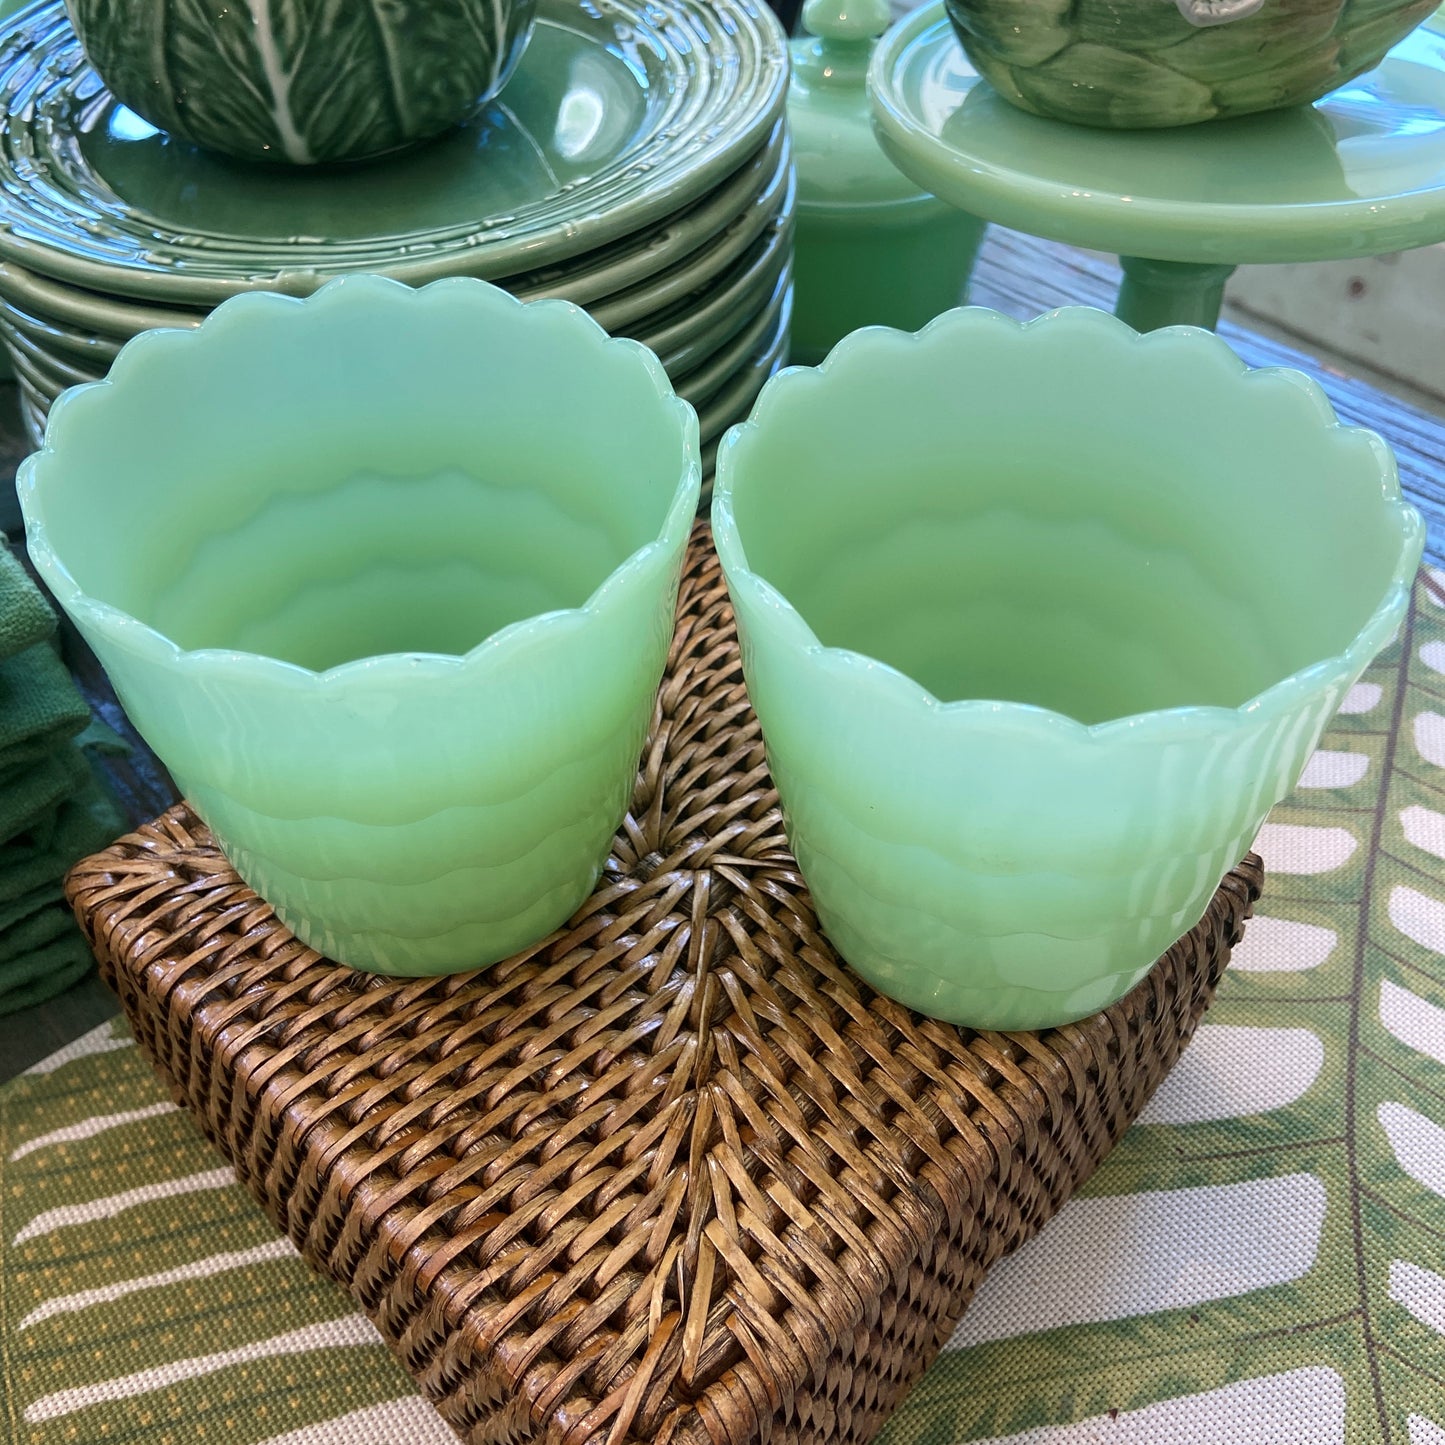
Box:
[66,521,1262,1445]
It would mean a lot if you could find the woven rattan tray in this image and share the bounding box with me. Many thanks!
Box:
[66,522,1263,1445]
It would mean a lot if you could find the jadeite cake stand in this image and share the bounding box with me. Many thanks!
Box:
[869,3,1445,330]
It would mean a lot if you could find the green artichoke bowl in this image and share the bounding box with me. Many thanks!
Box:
[945,0,1436,128]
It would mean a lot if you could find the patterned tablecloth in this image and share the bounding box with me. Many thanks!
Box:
[3,570,1445,1445]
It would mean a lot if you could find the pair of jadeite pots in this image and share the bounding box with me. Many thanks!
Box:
[20,276,1423,1030]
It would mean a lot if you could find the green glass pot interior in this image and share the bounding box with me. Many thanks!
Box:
[946,0,1438,128]
[20,274,701,975]
[712,306,1423,1030]
[63,0,538,164]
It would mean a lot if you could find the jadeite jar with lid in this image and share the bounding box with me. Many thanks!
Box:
[787,0,984,364]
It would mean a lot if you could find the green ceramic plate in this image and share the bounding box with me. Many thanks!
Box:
[0,202,797,413]
[6,349,63,428]
[3,336,76,402]
[647,216,794,374]
[492,126,790,311]
[0,295,118,369]
[17,388,43,444]
[1,325,91,389]
[869,0,1445,264]
[697,308,793,486]
[0,297,128,370]
[6,279,796,457]
[5,226,793,389]
[696,284,793,441]
[2,244,797,445]
[0,0,787,301]
[0,262,198,340]
[674,266,792,408]
[584,153,794,335]
[0,185,795,434]
[2,205,795,395]
[0,135,793,347]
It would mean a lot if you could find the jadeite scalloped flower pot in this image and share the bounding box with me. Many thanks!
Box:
[21,274,701,975]
[713,307,1423,1030]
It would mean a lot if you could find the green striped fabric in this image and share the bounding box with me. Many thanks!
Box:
[5,571,1445,1444]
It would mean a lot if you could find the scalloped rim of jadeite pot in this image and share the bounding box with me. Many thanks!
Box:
[19,273,702,693]
[712,305,1425,746]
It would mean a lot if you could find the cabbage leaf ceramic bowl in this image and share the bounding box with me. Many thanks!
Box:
[713,306,1423,1029]
[21,273,701,975]
[65,0,538,164]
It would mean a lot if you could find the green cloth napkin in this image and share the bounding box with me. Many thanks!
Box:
[0,898,72,963]
[0,744,89,847]
[0,537,56,659]
[0,785,125,907]
[0,533,130,1016]
[0,878,62,935]
[0,927,93,1013]
[0,641,92,756]
[0,903,83,1016]
[0,774,124,1016]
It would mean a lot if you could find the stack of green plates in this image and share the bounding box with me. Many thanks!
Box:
[0,0,791,474]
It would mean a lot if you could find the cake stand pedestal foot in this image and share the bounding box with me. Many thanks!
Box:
[1116,256,1237,331]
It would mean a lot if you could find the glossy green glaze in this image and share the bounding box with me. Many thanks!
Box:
[65,0,538,165]
[673,267,792,408]
[694,292,792,457]
[0,0,787,300]
[0,192,794,445]
[0,187,792,380]
[945,0,1434,128]
[1115,256,1238,331]
[791,0,920,211]
[788,0,982,364]
[869,4,1445,266]
[713,306,1422,1029]
[792,203,981,363]
[19,275,701,975]
[0,129,791,353]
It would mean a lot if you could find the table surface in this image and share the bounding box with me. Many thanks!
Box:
[871,5,1445,265]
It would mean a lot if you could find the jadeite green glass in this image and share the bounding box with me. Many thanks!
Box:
[713,306,1423,1030]
[869,4,1445,265]
[64,0,538,165]
[787,0,984,364]
[19,274,701,975]
[945,0,1434,128]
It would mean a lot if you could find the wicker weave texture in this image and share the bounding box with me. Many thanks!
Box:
[66,523,1263,1445]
